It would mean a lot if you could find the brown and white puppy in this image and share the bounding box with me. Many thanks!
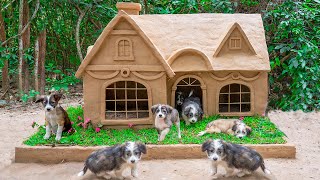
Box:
[151,104,181,141]
[35,93,72,141]
[202,139,271,178]
[78,141,147,179]
[197,119,251,139]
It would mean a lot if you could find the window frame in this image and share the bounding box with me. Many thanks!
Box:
[229,37,241,50]
[114,38,134,61]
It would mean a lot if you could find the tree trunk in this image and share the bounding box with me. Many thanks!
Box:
[0,13,8,93]
[18,0,30,94]
[34,30,46,95]
[76,11,86,61]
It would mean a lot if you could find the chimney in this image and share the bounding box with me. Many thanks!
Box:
[116,2,141,15]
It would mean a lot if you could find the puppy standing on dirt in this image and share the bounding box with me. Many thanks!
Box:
[78,141,147,179]
[198,119,251,139]
[35,93,72,141]
[202,139,271,178]
[151,104,181,141]
[181,90,204,125]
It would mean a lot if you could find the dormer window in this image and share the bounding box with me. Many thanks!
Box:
[229,37,241,49]
[114,38,134,60]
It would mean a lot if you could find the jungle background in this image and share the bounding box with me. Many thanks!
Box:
[0,0,319,111]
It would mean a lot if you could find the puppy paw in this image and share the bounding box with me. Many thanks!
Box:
[43,135,50,140]
[197,131,205,136]
[132,172,138,178]
[236,172,246,177]
[55,136,61,141]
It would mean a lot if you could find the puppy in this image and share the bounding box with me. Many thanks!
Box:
[35,93,72,141]
[175,91,184,112]
[197,119,251,138]
[151,104,181,141]
[202,139,271,178]
[181,90,203,125]
[78,141,147,179]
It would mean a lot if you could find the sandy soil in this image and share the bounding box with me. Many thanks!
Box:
[0,102,319,180]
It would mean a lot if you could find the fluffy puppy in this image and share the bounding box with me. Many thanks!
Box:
[202,139,271,178]
[175,91,184,112]
[78,141,147,179]
[35,93,72,141]
[197,119,251,139]
[151,104,181,141]
[181,91,203,125]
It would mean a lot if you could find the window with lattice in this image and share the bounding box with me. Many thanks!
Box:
[229,37,241,49]
[105,81,149,120]
[219,83,250,113]
[115,38,134,60]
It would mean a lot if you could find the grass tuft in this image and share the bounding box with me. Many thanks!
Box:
[23,106,286,146]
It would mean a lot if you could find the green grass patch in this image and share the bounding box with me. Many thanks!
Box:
[24,106,286,146]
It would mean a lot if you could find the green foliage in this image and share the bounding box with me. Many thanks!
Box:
[264,1,320,111]
[24,106,286,146]
[21,89,40,102]
[1,0,319,111]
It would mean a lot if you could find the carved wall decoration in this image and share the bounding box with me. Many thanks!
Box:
[209,72,261,81]
[86,70,120,80]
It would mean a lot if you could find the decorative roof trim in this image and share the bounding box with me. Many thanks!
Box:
[167,48,213,71]
[75,11,175,78]
[213,22,258,57]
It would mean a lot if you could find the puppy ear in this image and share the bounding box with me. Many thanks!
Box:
[53,93,63,102]
[151,104,159,114]
[201,139,212,152]
[137,142,147,154]
[164,105,173,113]
[183,107,191,116]
[35,96,44,103]
[232,124,237,132]
[246,126,252,135]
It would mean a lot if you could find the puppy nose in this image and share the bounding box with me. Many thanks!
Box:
[131,160,135,163]
[46,108,51,111]
[192,120,195,123]
[239,137,243,139]
[212,157,217,161]
[159,114,162,117]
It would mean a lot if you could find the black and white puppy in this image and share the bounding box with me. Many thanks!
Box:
[202,139,271,178]
[78,141,147,179]
[35,93,72,141]
[151,104,181,141]
[175,91,184,112]
[182,90,204,125]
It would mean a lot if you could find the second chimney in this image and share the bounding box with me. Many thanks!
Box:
[116,2,141,15]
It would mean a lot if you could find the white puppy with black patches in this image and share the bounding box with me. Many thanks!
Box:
[197,119,252,139]
[202,139,271,178]
[35,93,72,141]
[78,141,147,179]
[151,104,181,141]
[181,90,203,125]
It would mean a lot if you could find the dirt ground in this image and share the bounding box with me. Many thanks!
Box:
[0,100,319,180]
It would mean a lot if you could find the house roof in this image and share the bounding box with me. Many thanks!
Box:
[76,12,270,78]
[130,13,270,71]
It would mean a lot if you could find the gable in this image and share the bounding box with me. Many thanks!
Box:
[213,23,257,57]
[75,11,174,78]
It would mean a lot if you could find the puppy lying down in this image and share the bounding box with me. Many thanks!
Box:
[198,119,251,138]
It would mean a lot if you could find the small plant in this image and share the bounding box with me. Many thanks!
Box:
[21,90,40,103]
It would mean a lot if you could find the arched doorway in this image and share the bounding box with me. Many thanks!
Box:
[171,75,207,114]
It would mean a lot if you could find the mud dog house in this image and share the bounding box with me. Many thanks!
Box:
[75,2,270,128]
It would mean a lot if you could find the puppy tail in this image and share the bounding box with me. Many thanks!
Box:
[260,161,271,175]
[188,89,194,97]
[77,165,88,176]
